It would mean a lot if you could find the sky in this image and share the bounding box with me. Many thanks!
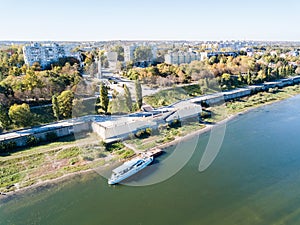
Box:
[0,0,299,41]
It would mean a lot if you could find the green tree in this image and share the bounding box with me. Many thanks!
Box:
[135,79,143,109]
[0,104,10,131]
[111,46,124,61]
[8,103,33,127]
[247,70,252,85]
[221,73,232,89]
[52,94,60,120]
[123,84,132,112]
[72,98,85,117]
[109,94,127,114]
[98,83,109,114]
[0,83,14,98]
[22,70,44,95]
[134,46,153,62]
[57,90,74,119]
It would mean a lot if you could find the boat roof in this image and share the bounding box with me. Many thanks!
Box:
[112,158,141,174]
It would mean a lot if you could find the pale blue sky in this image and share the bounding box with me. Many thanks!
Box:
[0,0,299,41]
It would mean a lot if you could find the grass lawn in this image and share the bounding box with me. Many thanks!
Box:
[0,133,108,193]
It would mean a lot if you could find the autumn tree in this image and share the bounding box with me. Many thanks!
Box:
[111,45,124,61]
[97,83,109,114]
[135,79,143,109]
[134,46,153,62]
[57,90,74,119]
[123,84,132,112]
[8,103,33,127]
[52,94,60,120]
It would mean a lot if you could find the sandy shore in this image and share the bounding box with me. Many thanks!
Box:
[0,95,296,200]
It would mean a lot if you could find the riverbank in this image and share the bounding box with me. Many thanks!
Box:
[126,85,300,154]
[2,85,300,199]
[0,169,95,203]
[0,109,256,200]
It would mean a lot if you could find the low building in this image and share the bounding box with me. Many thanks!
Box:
[223,88,251,101]
[92,116,157,141]
[164,101,202,123]
[92,101,202,142]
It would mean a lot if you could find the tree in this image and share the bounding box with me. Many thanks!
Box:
[247,70,252,85]
[0,83,14,98]
[111,45,124,61]
[98,83,109,114]
[8,103,33,127]
[32,62,41,71]
[135,79,143,109]
[57,90,74,119]
[123,84,132,112]
[134,46,153,62]
[108,94,128,114]
[22,70,44,98]
[0,104,10,131]
[72,98,85,117]
[52,94,60,120]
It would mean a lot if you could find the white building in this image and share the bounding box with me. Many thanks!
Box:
[165,51,200,65]
[23,42,80,69]
[124,44,157,63]
[92,100,202,142]
[124,45,136,62]
[106,51,118,71]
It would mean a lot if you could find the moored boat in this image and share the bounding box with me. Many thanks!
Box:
[108,155,153,185]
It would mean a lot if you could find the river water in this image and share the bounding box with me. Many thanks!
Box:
[1,96,300,225]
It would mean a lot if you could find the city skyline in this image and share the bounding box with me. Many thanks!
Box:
[0,0,299,41]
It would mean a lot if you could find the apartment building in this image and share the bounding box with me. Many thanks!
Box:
[23,42,80,69]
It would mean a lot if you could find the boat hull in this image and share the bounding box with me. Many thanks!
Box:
[108,157,153,185]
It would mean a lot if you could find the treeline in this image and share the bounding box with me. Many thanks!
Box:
[94,80,142,115]
[123,52,300,90]
[0,46,82,132]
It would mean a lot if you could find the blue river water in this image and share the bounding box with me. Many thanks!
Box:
[1,95,300,225]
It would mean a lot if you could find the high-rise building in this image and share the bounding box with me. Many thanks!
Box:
[124,45,136,62]
[106,51,118,71]
[23,42,80,69]
[165,51,200,65]
[124,44,157,63]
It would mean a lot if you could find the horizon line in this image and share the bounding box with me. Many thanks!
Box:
[1,39,300,43]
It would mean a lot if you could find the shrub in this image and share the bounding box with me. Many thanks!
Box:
[0,141,17,154]
[57,147,81,159]
[83,156,95,161]
[169,119,181,128]
[45,132,58,142]
[145,128,152,135]
[69,158,79,165]
[105,142,125,152]
[135,128,151,139]
[120,149,135,159]
[26,135,38,147]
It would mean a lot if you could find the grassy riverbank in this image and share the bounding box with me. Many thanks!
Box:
[124,122,205,152]
[0,133,136,194]
[206,85,300,124]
